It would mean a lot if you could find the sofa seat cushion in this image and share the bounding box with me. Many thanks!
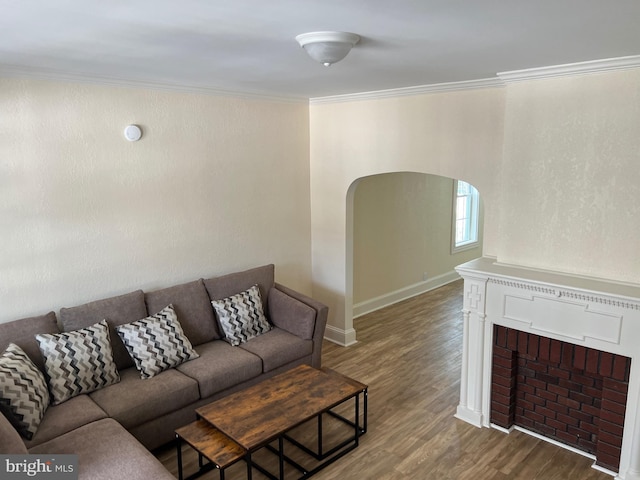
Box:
[29,418,175,480]
[176,340,262,398]
[89,367,199,429]
[24,394,107,449]
[239,328,313,372]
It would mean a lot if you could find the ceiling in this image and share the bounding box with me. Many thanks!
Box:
[2,0,640,100]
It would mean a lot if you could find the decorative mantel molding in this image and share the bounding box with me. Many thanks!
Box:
[454,257,640,480]
[488,278,640,311]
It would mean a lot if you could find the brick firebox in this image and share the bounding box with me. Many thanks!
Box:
[491,325,631,472]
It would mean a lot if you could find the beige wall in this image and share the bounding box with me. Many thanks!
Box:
[353,172,482,305]
[499,70,640,282]
[0,78,311,323]
[5,67,637,339]
[311,67,640,345]
[311,88,506,344]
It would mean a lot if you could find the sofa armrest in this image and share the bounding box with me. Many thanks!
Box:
[268,284,329,368]
[0,411,28,454]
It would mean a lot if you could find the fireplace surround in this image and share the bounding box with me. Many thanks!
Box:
[455,257,640,479]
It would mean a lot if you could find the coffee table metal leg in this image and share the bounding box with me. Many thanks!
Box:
[246,452,252,480]
[317,413,323,457]
[363,388,368,433]
[355,392,360,446]
[279,437,285,479]
[176,434,184,480]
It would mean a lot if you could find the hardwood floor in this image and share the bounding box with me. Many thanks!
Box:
[156,280,611,479]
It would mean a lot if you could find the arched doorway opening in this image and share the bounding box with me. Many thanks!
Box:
[347,172,484,323]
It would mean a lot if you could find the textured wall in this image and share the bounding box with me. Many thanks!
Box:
[311,68,640,344]
[499,70,640,282]
[353,172,482,304]
[310,88,506,341]
[0,78,311,323]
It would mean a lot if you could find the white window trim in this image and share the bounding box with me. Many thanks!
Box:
[451,180,479,254]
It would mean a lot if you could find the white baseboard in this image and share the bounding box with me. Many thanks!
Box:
[454,405,483,428]
[323,325,357,347]
[353,270,460,318]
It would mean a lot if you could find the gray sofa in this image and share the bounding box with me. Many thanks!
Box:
[0,264,328,480]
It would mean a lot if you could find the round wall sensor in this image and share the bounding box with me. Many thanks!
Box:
[124,125,142,142]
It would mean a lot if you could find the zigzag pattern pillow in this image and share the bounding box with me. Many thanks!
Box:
[36,320,120,405]
[116,304,199,379]
[212,285,272,346]
[0,343,50,440]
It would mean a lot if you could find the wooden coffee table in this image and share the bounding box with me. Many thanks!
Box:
[175,364,368,480]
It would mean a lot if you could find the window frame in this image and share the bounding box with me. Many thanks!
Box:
[451,179,480,254]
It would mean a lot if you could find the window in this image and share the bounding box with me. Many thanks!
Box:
[452,180,479,253]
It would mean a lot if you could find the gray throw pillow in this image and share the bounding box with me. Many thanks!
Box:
[115,304,199,379]
[0,343,50,440]
[212,285,272,346]
[36,320,120,405]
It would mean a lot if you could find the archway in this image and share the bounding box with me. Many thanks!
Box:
[346,172,484,334]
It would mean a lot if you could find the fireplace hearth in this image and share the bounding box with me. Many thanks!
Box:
[455,257,640,479]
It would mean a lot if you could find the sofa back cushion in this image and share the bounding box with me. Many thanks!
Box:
[59,290,147,371]
[0,312,59,371]
[203,264,275,314]
[144,279,219,345]
[0,412,28,454]
[267,288,316,340]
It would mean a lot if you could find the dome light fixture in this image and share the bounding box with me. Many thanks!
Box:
[295,31,360,67]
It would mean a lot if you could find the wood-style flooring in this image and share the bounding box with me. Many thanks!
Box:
[156,280,611,479]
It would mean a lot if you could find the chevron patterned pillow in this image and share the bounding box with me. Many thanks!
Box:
[36,320,120,405]
[0,343,50,440]
[212,284,272,346]
[116,304,199,379]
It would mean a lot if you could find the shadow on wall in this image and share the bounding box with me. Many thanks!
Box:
[348,172,483,318]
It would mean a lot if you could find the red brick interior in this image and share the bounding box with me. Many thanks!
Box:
[491,325,631,472]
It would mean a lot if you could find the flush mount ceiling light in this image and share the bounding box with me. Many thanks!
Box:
[295,31,360,66]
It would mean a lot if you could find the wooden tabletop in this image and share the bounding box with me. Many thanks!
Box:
[196,364,366,451]
[175,419,246,469]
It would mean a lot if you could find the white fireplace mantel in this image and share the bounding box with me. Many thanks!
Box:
[455,257,640,479]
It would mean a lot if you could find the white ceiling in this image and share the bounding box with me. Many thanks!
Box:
[2,0,640,100]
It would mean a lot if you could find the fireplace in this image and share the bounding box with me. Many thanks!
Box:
[491,325,631,471]
[455,258,640,479]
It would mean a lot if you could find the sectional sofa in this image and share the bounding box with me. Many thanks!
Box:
[0,264,328,479]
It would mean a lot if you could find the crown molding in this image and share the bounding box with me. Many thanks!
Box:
[3,54,640,105]
[310,77,504,105]
[497,55,640,82]
[311,54,640,105]
[0,64,307,104]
